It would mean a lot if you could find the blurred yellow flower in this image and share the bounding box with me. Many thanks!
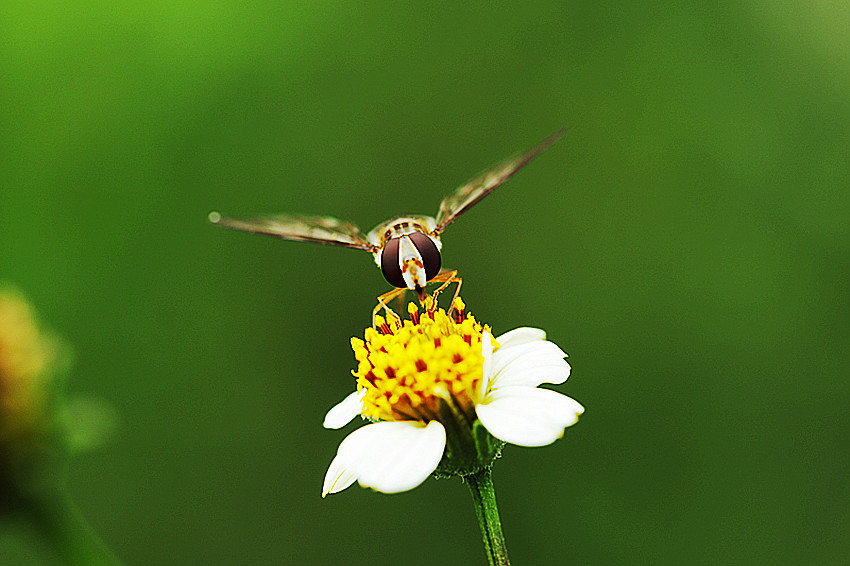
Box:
[0,287,57,441]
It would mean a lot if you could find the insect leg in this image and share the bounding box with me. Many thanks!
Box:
[427,270,462,316]
[373,287,405,329]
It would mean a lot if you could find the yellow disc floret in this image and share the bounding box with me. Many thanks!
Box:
[352,298,492,423]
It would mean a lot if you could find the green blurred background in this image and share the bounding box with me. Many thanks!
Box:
[2,1,848,564]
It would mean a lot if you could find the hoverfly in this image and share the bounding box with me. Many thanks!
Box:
[210,129,565,317]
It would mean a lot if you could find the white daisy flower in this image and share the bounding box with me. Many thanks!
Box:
[322,298,584,496]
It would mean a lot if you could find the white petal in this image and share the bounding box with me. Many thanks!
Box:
[492,361,571,389]
[495,327,547,348]
[323,389,366,429]
[322,421,446,495]
[490,341,570,389]
[493,340,567,373]
[476,386,584,447]
[322,455,358,496]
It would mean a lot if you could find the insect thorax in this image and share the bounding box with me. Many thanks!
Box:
[366,215,441,249]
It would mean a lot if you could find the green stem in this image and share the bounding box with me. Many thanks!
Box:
[465,467,510,566]
[28,489,125,566]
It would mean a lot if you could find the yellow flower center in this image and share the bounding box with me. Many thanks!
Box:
[352,297,493,423]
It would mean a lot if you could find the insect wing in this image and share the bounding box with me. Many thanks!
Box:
[434,129,566,233]
[209,212,377,251]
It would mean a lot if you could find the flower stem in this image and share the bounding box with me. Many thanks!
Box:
[465,467,510,566]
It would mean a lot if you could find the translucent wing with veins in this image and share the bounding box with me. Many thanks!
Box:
[210,130,565,295]
[434,128,566,234]
[208,212,377,252]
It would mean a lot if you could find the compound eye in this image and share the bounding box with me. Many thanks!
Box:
[380,237,406,288]
[409,232,441,282]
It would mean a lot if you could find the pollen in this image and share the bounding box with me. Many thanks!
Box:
[353,300,492,423]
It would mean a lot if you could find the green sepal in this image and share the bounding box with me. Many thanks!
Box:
[433,417,505,479]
